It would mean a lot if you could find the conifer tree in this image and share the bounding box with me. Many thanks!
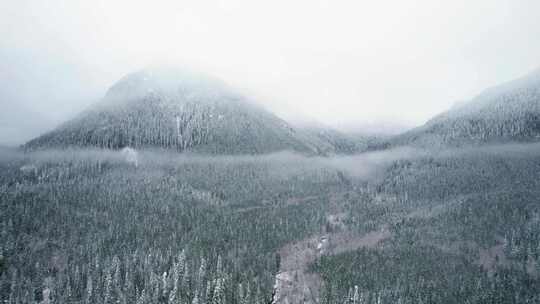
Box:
[84,275,93,304]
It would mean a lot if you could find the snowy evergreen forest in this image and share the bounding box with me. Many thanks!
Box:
[1,143,540,303]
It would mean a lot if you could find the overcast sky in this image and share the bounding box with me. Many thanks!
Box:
[1,0,540,144]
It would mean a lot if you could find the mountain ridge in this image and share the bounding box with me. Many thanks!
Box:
[24,67,361,155]
[390,68,540,147]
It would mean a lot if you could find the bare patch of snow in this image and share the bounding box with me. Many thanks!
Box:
[121,147,138,167]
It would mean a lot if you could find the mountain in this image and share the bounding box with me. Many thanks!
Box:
[393,68,540,147]
[299,125,368,154]
[24,67,349,155]
[287,118,368,154]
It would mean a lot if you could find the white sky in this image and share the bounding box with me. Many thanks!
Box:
[1,0,540,140]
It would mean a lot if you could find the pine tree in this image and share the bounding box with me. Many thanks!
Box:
[216,255,223,278]
[204,279,213,304]
[182,263,191,295]
[39,288,51,304]
[124,265,133,302]
[151,273,160,303]
[104,268,113,304]
[65,278,72,302]
[242,282,251,304]
[191,293,199,304]
[113,256,122,288]
[197,257,206,288]
[85,274,93,304]
[353,285,359,304]
[137,289,148,304]
[212,278,224,304]
[238,283,245,304]
[169,267,180,304]
[178,250,186,276]
[8,270,17,304]
[162,271,170,299]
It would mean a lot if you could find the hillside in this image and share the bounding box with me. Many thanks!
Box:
[297,124,369,154]
[3,143,540,303]
[393,68,540,147]
[24,67,348,155]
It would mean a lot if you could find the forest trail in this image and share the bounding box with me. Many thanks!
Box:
[271,197,453,304]
[271,225,390,304]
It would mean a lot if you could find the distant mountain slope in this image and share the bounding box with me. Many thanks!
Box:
[24,67,345,155]
[393,68,540,147]
[295,124,368,154]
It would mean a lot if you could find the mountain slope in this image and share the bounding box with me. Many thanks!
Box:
[25,67,339,155]
[299,125,368,154]
[393,68,540,147]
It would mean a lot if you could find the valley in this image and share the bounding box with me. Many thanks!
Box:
[2,67,540,303]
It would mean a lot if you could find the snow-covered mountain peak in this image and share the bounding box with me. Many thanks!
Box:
[25,67,363,155]
[105,66,233,102]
